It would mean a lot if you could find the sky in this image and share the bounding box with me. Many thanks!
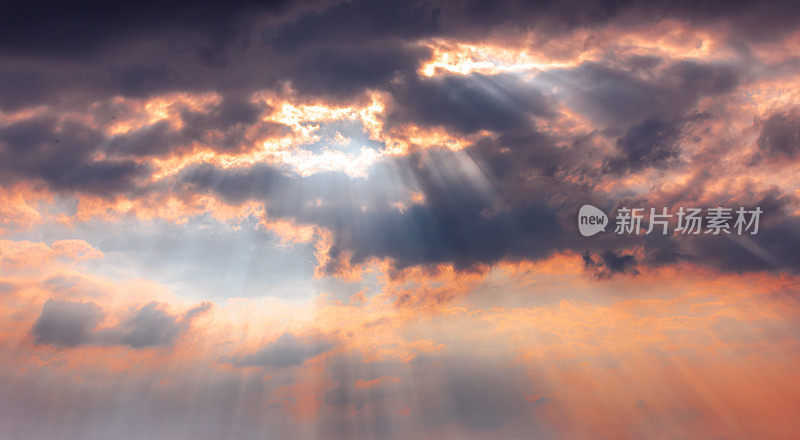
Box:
[1,0,800,438]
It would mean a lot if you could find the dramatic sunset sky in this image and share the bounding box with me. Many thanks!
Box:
[1,1,800,438]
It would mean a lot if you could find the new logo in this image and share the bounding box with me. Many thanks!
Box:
[578,205,608,237]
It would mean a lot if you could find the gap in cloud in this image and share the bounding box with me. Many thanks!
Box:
[8,213,321,301]
[278,118,387,178]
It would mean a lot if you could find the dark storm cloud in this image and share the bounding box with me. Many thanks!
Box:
[661,192,800,272]
[178,130,651,275]
[182,139,800,276]
[180,144,574,271]
[0,95,288,193]
[226,333,335,368]
[164,46,797,278]
[469,129,578,180]
[269,0,800,53]
[0,10,428,110]
[267,0,439,52]
[280,42,431,100]
[106,121,182,156]
[670,61,741,97]
[31,300,210,348]
[583,250,639,279]
[628,187,800,273]
[107,94,289,156]
[31,299,103,347]
[0,0,298,56]
[387,73,554,134]
[180,94,263,134]
[0,71,57,111]
[541,59,738,176]
[2,0,798,278]
[541,60,740,130]
[0,117,147,195]
[3,0,799,60]
[604,117,685,173]
[603,113,711,173]
[0,0,782,111]
[755,109,800,160]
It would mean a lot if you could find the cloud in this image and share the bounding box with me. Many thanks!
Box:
[583,250,639,279]
[106,95,288,156]
[755,108,800,160]
[0,0,296,57]
[178,127,800,276]
[603,113,711,173]
[387,73,554,134]
[1,0,799,282]
[96,302,181,348]
[0,117,147,195]
[30,300,209,349]
[541,60,739,131]
[641,188,800,272]
[281,41,430,100]
[31,299,103,347]
[3,2,800,439]
[0,0,781,112]
[179,149,570,272]
[226,332,334,368]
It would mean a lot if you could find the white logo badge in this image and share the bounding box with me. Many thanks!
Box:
[578,205,608,237]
